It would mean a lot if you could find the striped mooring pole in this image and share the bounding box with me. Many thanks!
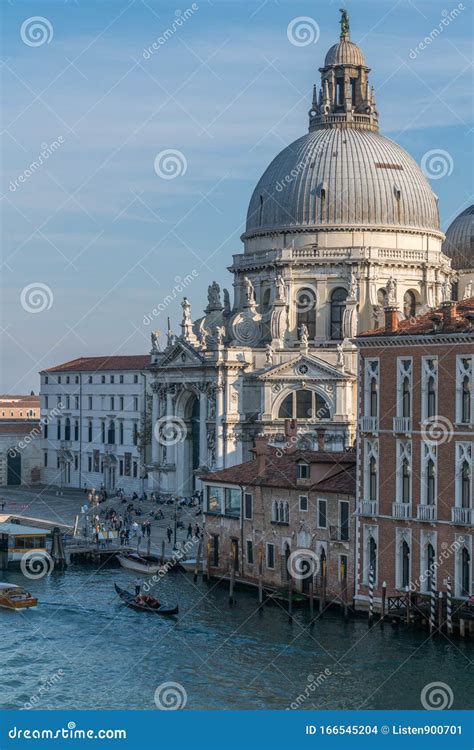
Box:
[446,576,453,635]
[429,578,437,634]
[368,566,374,625]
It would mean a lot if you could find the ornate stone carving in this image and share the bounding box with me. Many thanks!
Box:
[150,330,160,353]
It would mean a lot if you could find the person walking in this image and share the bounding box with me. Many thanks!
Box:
[146,520,151,538]
[187,523,193,540]
[166,525,172,544]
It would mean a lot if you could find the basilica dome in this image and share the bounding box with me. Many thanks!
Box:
[442,205,474,269]
[243,21,441,241]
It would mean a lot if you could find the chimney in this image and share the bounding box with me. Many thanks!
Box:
[316,428,326,451]
[254,435,268,475]
[284,418,298,453]
[429,313,443,332]
[441,300,458,324]
[384,306,399,333]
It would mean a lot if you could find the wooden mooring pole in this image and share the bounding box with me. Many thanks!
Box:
[380,581,387,626]
[194,537,203,584]
[229,547,236,607]
[446,576,453,635]
[288,578,293,624]
[309,577,314,624]
[368,566,374,626]
[258,547,263,612]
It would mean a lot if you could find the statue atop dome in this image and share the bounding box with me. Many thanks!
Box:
[339,8,350,39]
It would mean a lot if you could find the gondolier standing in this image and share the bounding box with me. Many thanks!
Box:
[134,577,141,597]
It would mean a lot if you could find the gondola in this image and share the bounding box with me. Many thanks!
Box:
[114,584,178,615]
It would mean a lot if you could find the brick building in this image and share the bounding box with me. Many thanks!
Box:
[355,298,473,611]
[201,428,356,602]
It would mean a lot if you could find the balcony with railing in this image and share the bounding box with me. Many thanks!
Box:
[416,504,437,522]
[451,507,473,525]
[393,417,412,433]
[392,502,411,520]
[359,416,378,433]
[357,500,378,516]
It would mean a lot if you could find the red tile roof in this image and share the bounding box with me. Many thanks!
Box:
[42,356,150,373]
[358,297,474,338]
[200,449,356,494]
[0,395,39,406]
[0,422,40,435]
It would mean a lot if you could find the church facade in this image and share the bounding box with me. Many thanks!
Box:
[146,17,453,495]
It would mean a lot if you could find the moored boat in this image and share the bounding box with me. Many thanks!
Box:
[117,553,162,574]
[0,582,38,610]
[114,584,178,615]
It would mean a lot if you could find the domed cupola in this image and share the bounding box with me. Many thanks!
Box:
[443,205,474,269]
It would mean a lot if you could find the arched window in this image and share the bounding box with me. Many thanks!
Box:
[57,420,61,440]
[108,420,116,445]
[369,377,378,417]
[119,421,124,445]
[461,461,471,508]
[88,420,93,442]
[278,390,330,420]
[426,458,436,505]
[461,548,471,597]
[330,287,347,340]
[284,501,289,524]
[402,459,410,503]
[272,500,278,522]
[402,540,410,589]
[377,288,387,307]
[403,290,416,319]
[74,419,79,442]
[402,376,411,418]
[426,544,435,592]
[261,288,271,313]
[369,456,377,502]
[64,417,71,441]
[295,288,316,340]
[461,375,470,423]
[427,376,436,418]
[369,536,377,581]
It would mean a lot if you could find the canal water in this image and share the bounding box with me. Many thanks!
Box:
[0,565,471,711]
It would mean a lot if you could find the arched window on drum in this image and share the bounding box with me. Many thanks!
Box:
[278,390,330,420]
[330,287,348,340]
[295,287,316,340]
[403,290,417,320]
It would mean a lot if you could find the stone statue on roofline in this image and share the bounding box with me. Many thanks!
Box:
[339,8,350,39]
[207,281,222,310]
[150,330,160,352]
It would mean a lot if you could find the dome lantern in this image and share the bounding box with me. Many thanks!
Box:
[309,9,379,133]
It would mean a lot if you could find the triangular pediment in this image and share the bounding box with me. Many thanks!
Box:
[155,339,204,369]
[258,353,351,381]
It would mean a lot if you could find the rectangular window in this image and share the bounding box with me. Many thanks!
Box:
[224,487,240,517]
[119,422,124,445]
[110,375,114,384]
[133,461,138,478]
[266,543,275,569]
[66,376,70,384]
[246,540,254,565]
[119,396,124,411]
[133,397,138,411]
[133,423,138,445]
[88,420,93,442]
[101,375,105,384]
[207,486,223,514]
[44,395,49,409]
[58,376,61,384]
[66,396,70,409]
[88,376,92,384]
[88,456,92,472]
[110,396,115,411]
[124,453,131,476]
[120,375,124,384]
[134,375,138,384]
[75,376,79,384]
[297,463,310,479]
[244,492,253,520]
[74,454,79,471]
[75,396,79,410]
[45,376,48,384]
[57,421,61,440]
[299,495,308,511]
[44,451,48,467]
[101,422,105,443]
[317,498,327,528]
[339,554,348,582]
[88,396,93,410]
[340,501,350,541]
[119,459,124,476]
[456,355,473,425]
[44,423,48,439]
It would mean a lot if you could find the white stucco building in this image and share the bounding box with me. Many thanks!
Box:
[39,356,149,494]
[147,17,453,496]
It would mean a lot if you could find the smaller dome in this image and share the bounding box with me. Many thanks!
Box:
[324,39,366,67]
[443,205,474,269]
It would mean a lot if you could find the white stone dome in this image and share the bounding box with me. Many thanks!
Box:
[443,205,474,269]
[244,128,441,239]
[324,39,366,67]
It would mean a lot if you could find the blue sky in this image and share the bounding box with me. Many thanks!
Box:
[1,0,472,392]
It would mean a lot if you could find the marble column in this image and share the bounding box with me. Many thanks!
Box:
[199,389,208,468]
[215,382,224,469]
[151,387,160,464]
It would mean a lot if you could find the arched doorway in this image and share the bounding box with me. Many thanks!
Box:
[179,392,201,496]
[7,450,21,485]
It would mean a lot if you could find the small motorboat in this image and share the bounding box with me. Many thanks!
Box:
[0,582,38,610]
[176,558,202,573]
[114,584,178,615]
[117,552,162,574]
